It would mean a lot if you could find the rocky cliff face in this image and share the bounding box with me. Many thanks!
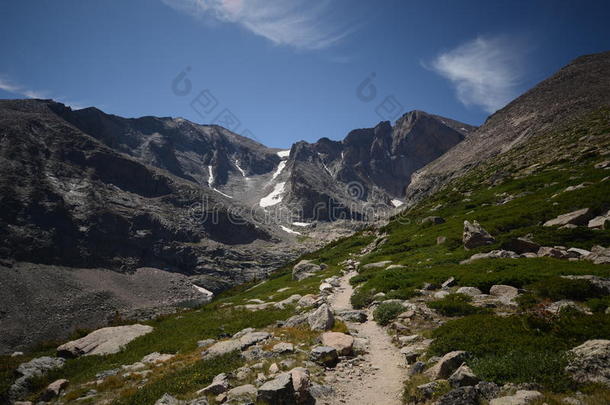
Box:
[276,111,473,221]
[0,99,469,351]
[405,51,610,203]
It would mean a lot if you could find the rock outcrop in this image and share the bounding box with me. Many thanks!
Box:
[57,324,153,357]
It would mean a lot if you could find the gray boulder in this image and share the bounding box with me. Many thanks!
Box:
[436,386,479,405]
[336,309,368,323]
[463,220,495,250]
[227,384,258,403]
[198,373,229,395]
[566,339,610,386]
[490,390,542,405]
[461,250,521,264]
[292,260,322,281]
[505,237,540,254]
[585,245,610,264]
[425,351,467,379]
[8,356,65,400]
[57,324,153,357]
[310,346,339,367]
[308,304,334,331]
[421,216,446,225]
[257,373,295,404]
[588,210,610,229]
[361,260,393,269]
[448,364,480,387]
[39,379,69,401]
[456,287,483,297]
[544,208,591,227]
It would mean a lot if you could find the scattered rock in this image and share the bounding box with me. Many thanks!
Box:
[448,364,480,387]
[543,208,591,227]
[8,356,65,400]
[442,277,456,288]
[269,363,280,374]
[57,324,153,357]
[456,287,482,297]
[416,381,441,400]
[546,300,587,315]
[407,361,426,376]
[284,313,309,328]
[203,339,243,359]
[196,339,216,348]
[584,245,610,264]
[425,350,467,379]
[537,246,573,259]
[361,260,393,269]
[475,381,500,400]
[588,210,610,229]
[198,373,229,395]
[39,379,69,401]
[310,346,339,367]
[319,282,334,293]
[437,236,447,244]
[308,384,334,399]
[227,384,258,403]
[421,216,446,225]
[289,367,312,404]
[386,264,407,270]
[292,260,322,281]
[308,304,334,331]
[274,294,303,309]
[463,220,495,250]
[257,373,295,404]
[434,290,451,299]
[505,237,540,254]
[272,342,295,354]
[335,309,367,323]
[321,332,354,356]
[566,339,610,386]
[142,352,174,364]
[461,250,521,264]
[489,285,519,300]
[297,294,318,307]
[490,390,542,405]
[436,386,479,405]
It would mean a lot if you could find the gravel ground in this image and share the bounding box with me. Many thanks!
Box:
[0,263,212,354]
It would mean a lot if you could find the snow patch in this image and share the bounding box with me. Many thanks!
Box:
[260,182,285,207]
[391,199,404,207]
[193,284,214,297]
[213,188,233,199]
[272,160,287,180]
[276,150,290,158]
[207,165,214,187]
[292,222,312,227]
[234,160,246,176]
[280,225,301,235]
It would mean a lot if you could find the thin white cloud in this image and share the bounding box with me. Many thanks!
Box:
[0,74,84,109]
[162,0,353,50]
[430,36,528,113]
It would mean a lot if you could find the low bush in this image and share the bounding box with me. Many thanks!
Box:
[386,288,420,300]
[429,312,610,391]
[373,302,405,326]
[351,289,375,309]
[587,296,610,313]
[427,293,490,317]
[530,277,605,301]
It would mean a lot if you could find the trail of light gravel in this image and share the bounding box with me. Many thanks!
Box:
[326,271,408,405]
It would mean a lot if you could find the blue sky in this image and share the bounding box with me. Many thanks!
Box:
[1,0,609,148]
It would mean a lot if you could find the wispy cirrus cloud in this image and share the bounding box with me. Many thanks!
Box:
[0,74,84,109]
[429,36,529,113]
[162,0,354,50]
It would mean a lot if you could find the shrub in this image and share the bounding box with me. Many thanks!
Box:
[427,293,490,317]
[429,312,610,391]
[386,288,420,300]
[530,277,605,301]
[351,289,375,309]
[587,296,610,313]
[373,302,405,326]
